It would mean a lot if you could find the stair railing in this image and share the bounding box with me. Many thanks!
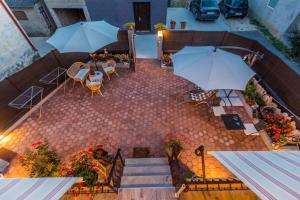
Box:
[106,148,125,190]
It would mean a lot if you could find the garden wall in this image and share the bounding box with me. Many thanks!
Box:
[0,31,129,131]
[162,30,300,119]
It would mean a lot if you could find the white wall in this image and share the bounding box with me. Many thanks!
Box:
[0,2,37,81]
[15,4,51,37]
[249,0,300,38]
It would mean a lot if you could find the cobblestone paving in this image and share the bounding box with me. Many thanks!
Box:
[1,59,267,178]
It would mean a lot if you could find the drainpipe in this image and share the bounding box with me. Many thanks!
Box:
[0,0,37,51]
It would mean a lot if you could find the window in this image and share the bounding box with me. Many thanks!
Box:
[268,0,279,9]
[13,11,28,20]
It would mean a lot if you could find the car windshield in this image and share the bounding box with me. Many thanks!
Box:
[232,0,248,7]
[202,0,218,7]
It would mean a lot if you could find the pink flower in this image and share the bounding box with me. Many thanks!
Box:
[96,145,103,149]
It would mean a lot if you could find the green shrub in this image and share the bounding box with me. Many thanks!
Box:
[19,139,61,177]
[289,29,300,58]
[249,18,291,58]
[154,23,167,30]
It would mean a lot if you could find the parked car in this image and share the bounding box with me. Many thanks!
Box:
[189,0,220,21]
[219,0,248,19]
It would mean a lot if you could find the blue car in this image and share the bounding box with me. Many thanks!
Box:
[189,0,220,21]
[219,0,248,19]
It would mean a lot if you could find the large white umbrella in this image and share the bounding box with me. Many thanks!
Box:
[47,21,119,53]
[0,177,78,200]
[172,46,255,91]
[212,151,300,200]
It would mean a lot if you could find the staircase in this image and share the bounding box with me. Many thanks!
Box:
[118,157,176,200]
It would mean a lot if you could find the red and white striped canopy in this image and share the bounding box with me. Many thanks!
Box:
[212,151,300,200]
[0,177,78,200]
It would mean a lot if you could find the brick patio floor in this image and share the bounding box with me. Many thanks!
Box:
[1,59,267,178]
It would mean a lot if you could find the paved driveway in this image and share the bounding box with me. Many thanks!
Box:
[167,8,256,32]
[167,8,229,31]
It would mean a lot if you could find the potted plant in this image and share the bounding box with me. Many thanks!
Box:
[19,139,61,177]
[182,170,194,182]
[170,20,176,29]
[166,139,183,160]
[60,145,113,187]
[180,21,187,29]
[123,22,135,30]
[154,23,167,31]
[264,114,293,148]
[161,54,173,68]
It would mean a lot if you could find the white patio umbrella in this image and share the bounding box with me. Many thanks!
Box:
[172,46,255,91]
[212,151,300,200]
[0,177,79,199]
[47,21,119,53]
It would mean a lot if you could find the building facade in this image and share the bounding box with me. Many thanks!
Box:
[0,0,38,81]
[5,0,55,37]
[43,0,91,27]
[43,0,167,32]
[85,0,168,33]
[249,0,300,40]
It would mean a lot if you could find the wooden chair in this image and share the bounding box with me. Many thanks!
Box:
[102,59,118,80]
[181,90,217,119]
[67,62,90,88]
[86,78,104,97]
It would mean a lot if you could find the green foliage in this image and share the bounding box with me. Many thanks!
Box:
[60,145,113,187]
[167,139,183,153]
[19,139,61,177]
[154,23,167,30]
[249,18,291,58]
[245,83,266,107]
[123,22,135,30]
[182,170,194,179]
[288,29,300,58]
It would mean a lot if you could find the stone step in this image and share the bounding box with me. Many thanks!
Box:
[118,187,176,200]
[125,157,169,166]
[123,165,171,176]
[120,175,173,188]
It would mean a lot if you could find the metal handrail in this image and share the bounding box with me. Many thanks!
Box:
[107,148,125,189]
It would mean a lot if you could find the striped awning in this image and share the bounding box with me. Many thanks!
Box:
[0,177,78,200]
[212,151,300,200]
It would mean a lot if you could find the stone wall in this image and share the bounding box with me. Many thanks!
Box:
[249,0,300,39]
[0,3,37,81]
[85,0,168,33]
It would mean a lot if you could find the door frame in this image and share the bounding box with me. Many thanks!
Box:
[133,2,151,32]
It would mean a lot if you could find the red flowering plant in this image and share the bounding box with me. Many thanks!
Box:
[60,145,113,187]
[264,114,293,143]
[19,139,61,177]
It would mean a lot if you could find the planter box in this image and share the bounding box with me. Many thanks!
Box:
[116,62,130,69]
[238,91,299,151]
[161,61,173,70]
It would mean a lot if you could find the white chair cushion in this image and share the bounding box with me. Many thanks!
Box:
[103,66,113,72]
[75,69,89,80]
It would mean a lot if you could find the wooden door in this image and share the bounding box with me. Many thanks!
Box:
[133,2,151,32]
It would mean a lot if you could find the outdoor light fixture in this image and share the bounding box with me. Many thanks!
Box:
[195,145,206,180]
[157,30,163,38]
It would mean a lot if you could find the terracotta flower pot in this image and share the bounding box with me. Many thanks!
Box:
[180,21,187,29]
[170,20,176,29]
